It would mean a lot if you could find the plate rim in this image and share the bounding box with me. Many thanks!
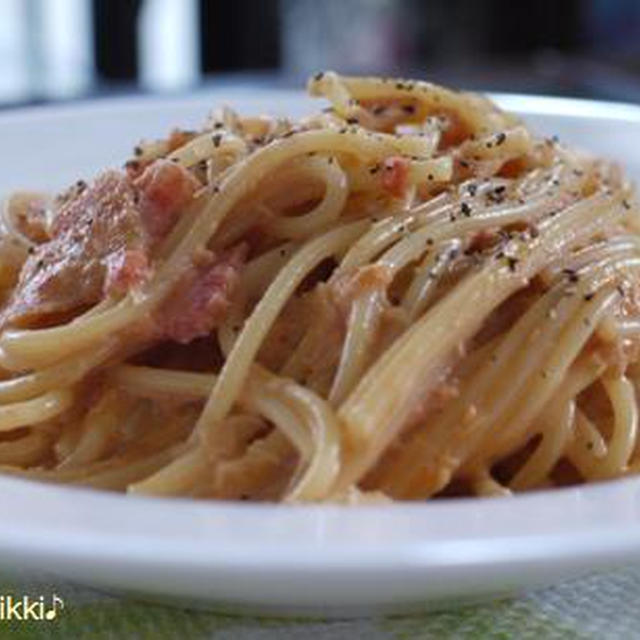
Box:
[1,88,640,125]
[0,89,639,583]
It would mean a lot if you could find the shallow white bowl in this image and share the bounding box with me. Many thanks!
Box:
[1,88,640,617]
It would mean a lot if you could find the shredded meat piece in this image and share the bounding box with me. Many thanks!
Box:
[381,156,409,198]
[104,248,150,296]
[2,161,197,328]
[154,244,246,344]
[135,160,199,241]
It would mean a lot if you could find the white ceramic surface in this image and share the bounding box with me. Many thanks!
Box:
[1,89,640,617]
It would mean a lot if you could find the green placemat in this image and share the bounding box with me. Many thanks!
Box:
[0,568,637,639]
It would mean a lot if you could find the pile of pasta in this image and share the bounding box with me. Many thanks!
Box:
[0,72,639,502]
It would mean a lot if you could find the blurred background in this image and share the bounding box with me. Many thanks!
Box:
[0,0,639,108]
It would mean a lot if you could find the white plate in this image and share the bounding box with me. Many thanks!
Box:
[1,89,640,618]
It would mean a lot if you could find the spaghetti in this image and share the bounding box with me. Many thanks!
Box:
[0,72,639,503]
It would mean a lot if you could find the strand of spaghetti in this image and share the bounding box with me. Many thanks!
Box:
[329,290,386,406]
[219,243,299,356]
[308,72,516,135]
[402,238,462,320]
[613,318,640,337]
[270,157,348,239]
[112,365,215,399]
[214,430,294,500]
[243,367,341,501]
[372,277,577,494]
[57,390,129,470]
[52,411,85,461]
[118,365,310,495]
[214,160,323,246]
[334,176,541,274]
[128,444,206,495]
[509,357,604,489]
[0,429,50,466]
[464,288,620,473]
[26,406,192,486]
[591,375,638,479]
[541,236,640,284]
[279,381,341,501]
[198,414,269,472]
[389,255,636,496]
[195,220,368,433]
[129,366,321,497]
[0,298,137,370]
[279,287,340,380]
[167,131,247,168]
[567,409,608,478]
[333,189,624,492]
[242,242,298,299]
[469,470,512,497]
[217,290,247,359]
[0,130,398,369]
[0,343,113,404]
[241,378,311,458]
[456,126,531,164]
[150,128,402,303]
[76,446,184,491]
[378,192,571,273]
[0,72,636,503]
[0,389,73,432]
[337,211,426,274]
[2,192,42,248]
[17,446,188,491]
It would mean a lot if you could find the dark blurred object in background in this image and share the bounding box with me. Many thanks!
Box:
[200,0,280,72]
[94,0,141,81]
[0,0,639,107]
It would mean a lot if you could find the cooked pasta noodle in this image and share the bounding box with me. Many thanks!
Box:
[0,72,639,502]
